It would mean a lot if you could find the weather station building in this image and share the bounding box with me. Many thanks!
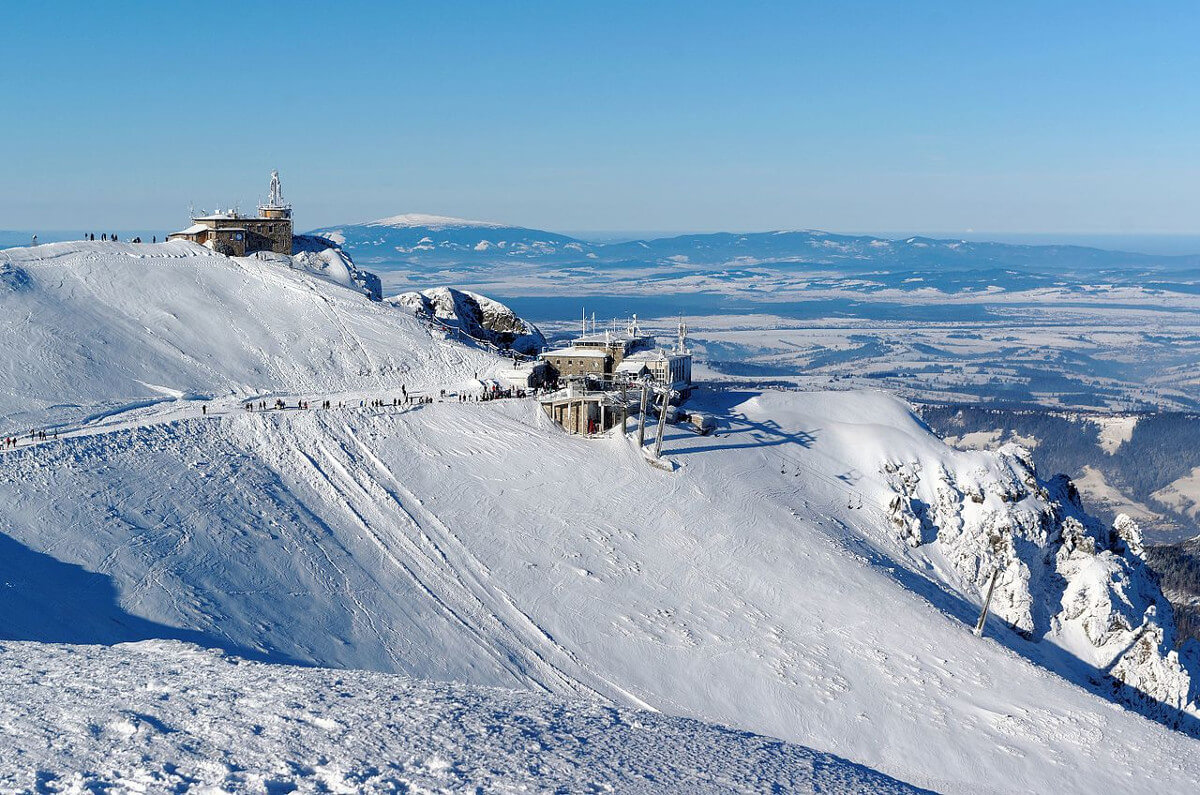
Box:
[168,171,293,257]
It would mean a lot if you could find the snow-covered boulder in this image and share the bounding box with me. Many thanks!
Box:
[288,234,382,300]
[388,287,546,355]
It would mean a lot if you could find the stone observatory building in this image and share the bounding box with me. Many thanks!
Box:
[168,171,293,256]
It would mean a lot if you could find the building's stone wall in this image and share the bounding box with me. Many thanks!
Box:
[209,217,292,255]
[542,352,611,381]
[209,228,247,257]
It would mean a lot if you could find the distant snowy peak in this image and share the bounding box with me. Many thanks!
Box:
[366,213,507,231]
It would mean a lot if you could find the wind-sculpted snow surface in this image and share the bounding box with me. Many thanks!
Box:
[881,442,1200,729]
[0,241,495,431]
[0,641,923,794]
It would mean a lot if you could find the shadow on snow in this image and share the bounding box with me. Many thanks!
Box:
[0,531,308,667]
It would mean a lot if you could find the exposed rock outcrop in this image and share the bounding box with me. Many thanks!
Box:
[388,287,546,355]
[882,445,1200,729]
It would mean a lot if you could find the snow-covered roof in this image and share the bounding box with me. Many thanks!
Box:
[621,349,672,363]
[174,224,209,235]
[626,348,690,365]
[575,333,654,346]
[543,347,609,358]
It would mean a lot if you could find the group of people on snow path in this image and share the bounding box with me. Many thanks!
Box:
[82,233,158,243]
[466,386,527,402]
[232,390,442,415]
[3,429,57,450]
[4,381,533,453]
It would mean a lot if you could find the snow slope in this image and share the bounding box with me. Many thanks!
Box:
[0,640,923,793]
[0,240,495,432]
[2,390,1200,790]
[3,241,1200,791]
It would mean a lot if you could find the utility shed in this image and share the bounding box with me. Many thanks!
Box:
[497,361,549,390]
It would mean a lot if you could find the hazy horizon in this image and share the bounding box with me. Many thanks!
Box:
[5,3,1200,234]
[9,226,1200,257]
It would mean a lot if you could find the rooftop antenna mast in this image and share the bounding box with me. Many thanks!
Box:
[267,169,286,208]
[676,315,689,354]
[627,313,642,338]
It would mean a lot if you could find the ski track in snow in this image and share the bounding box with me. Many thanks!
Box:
[3,242,1200,792]
[5,392,1189,791]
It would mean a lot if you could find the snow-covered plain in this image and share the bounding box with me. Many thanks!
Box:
[3,242,1200,792]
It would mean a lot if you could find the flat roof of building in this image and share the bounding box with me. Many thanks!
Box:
[192,214,290,222]
[575,333,654,345]
[623,348,689,362]
[543,347,609,358]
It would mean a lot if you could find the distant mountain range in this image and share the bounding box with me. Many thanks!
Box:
[311,214,588,262]
[309,214,1200,276]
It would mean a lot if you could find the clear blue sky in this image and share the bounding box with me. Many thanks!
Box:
[3,1,1199,234]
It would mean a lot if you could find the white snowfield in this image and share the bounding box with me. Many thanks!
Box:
[0,641,923,794]
[0,240,497,431]
[2,242,1200,792]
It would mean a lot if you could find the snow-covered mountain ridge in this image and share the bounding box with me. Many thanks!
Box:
[367,213,507,229]
[2,241,1200,790]
[882,444,1199,729]
[310,215,1200,275]
[315,214,585,261]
